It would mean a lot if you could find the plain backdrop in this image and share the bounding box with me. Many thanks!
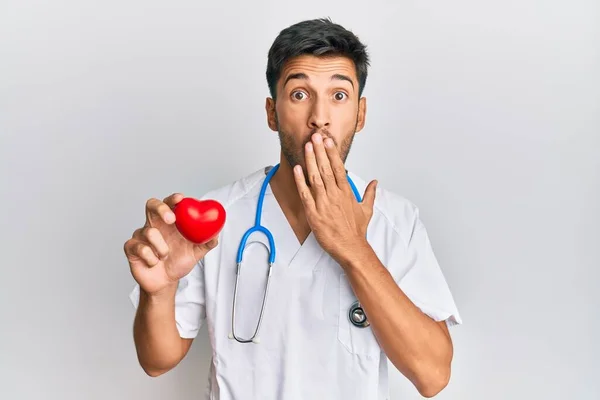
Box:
[1,0,599,399]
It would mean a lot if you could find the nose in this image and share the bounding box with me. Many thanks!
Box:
[308,98,330,130]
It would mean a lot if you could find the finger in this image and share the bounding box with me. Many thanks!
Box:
[133,227,170,258]
[163,192,184,208]
[124,238,160,267]
[201,236,219,251]
[206,236,219,248]
[193,235,219,260]
[132,227,142,238]
[324,137,350,191]
[311,134,336,189]
[361,180,378,211]
[293,164,316,212]
[304,141,325,195]
[145,198,175,225]
[140,226,170,258]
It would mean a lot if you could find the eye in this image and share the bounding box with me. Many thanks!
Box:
[334,92,347,101]
[291,90,308,101]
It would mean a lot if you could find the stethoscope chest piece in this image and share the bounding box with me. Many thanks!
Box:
[348,300,370,328]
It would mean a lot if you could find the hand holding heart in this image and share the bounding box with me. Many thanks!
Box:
[124,194,225,296]
[293,133,377,265]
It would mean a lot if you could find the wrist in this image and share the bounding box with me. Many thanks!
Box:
[142,282,178,305]
[335,239,373,271]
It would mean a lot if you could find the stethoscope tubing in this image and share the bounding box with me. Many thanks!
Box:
[230,163,369,343]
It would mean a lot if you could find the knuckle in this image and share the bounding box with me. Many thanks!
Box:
[141,246,154,259]
[164,192,182,205]
[301,189,312,200]
[143,227,158,240]
[145,197,157,210]
[135,242,148,256]
[123,239,132,253]
[311,176,323,187]
[145,228,169,254]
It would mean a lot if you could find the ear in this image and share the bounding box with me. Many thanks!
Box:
[266,97,278,132]
[355,97,367,133]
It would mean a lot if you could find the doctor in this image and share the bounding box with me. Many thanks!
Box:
[125,18,461,399]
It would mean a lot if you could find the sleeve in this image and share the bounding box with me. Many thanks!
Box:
[128,260,207,338]
[389,216,462,328]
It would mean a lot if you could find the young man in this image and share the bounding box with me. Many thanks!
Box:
[125,18,462,399]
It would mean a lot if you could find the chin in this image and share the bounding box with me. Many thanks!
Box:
[282,152,304,170]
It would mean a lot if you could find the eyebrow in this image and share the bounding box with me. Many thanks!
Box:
[283,73,355,90]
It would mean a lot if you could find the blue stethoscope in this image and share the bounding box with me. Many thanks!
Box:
[228,163,369,344]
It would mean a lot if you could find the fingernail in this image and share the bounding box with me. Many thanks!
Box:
[325,138,334,148]
[306,142,313,152]
[313,133,322,143]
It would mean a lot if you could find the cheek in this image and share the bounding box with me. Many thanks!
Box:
[277,101,308,124]
[334,105,358,124]
[330,107,358,138]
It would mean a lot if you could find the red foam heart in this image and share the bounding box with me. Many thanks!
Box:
[173,198,226,244]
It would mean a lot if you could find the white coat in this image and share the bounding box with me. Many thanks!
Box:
[130,165,462,399]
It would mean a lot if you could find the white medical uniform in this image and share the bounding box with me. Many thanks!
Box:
[129,165,462,400]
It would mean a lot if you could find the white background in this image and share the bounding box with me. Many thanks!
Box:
[1,0,598,399]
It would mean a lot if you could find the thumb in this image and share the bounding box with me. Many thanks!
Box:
[361,180,378,209]
[202,236,219,250]
[194,235,219,258]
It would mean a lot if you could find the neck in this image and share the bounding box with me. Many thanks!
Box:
[269,153,313,244]
[270,153,306,217]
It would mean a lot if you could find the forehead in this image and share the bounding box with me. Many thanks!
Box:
[278,54,358,86]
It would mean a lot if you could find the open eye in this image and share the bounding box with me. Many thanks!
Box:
[334,92,348,101]
[291,90,308,101]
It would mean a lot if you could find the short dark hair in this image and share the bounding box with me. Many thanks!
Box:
[266,18,370,100]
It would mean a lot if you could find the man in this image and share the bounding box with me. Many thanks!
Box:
[125,18,461,399]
